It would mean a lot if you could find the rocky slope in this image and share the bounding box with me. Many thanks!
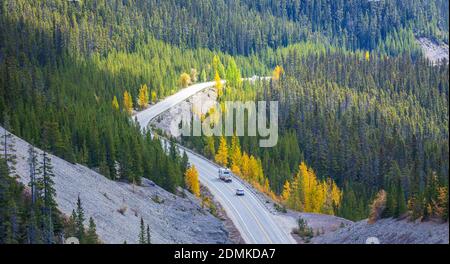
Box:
[417,37,449,65]
[313,218,448,244]
[1,126,230,244]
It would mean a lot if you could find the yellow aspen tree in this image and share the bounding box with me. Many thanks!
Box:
[329,179,342,209]
[281,180,291,201]
[112,96,119,111]
[248,155,259,183]
[230,135,242,169]
[272,65,284,80]
[289,176,301,210]
[215,136,228,167]
[264,178,270,193]
[365,51,370,62]
[240,152,250,180]
[185,166,200,197]
[138,84,149,109]
[433,186,448,219]
[214,71,223,97]
[312,179,326,213]
[231,163,241,176]
[180,73,191,88]
[298,162,310,209]
[123,91,133,115]
[151,91,157,103]
[308,167,325,213]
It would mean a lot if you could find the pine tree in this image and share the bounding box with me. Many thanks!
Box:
[75,196,85,243]
[0,113,17,177]
[200,69,207,82]
[139,217,146,244]
[204,136,215,159]
[65,210,78,239]
[215,137,228,167]
[37,151,57,244]
[28,146,38,205]
[26,208,40,244]
[0,158,10,244]
[85,217,99,244]
[146,224,151,244]
[226,58,242,89]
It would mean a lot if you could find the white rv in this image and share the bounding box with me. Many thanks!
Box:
[218,168,232,182]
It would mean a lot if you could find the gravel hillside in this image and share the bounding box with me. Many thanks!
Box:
[1,126,230,244]
[313,218,449,244]
[417,37,449,65]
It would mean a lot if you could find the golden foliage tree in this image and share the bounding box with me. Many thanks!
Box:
[214,71,223,97]
[435,187,449,220]
[281,180,291,201]
[368,189,387,224]
[185,165,200,197]
[151,91,157,103]
[365,51,370,62]
[240,152,250,180]
[230,135,242,169]
[215,136,228,167]
[138,84,149,109]
[123,90,133,115]
[112,96,119,111]
[180,73,191,88]
[272,65,284,80]
[286,162,342,215]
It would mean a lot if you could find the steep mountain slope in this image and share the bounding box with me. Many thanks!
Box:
[0,126,229,244]
[313,218,448,244]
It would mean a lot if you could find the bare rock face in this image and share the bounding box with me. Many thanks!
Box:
[417,37,449,65]
[1,126,230,244]
[312,218,449,244]
[151,87,218,138]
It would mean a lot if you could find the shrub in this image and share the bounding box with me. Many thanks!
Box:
[369,190,387,224]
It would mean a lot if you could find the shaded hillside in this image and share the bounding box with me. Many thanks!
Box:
[1,126,230,244]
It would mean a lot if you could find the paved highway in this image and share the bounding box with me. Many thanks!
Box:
[135,81,217,128]
[135,80,295,244]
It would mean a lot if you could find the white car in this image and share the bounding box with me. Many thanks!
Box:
[236,189,245,196]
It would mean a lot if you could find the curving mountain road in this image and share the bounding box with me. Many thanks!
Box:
[135,80,295,244]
